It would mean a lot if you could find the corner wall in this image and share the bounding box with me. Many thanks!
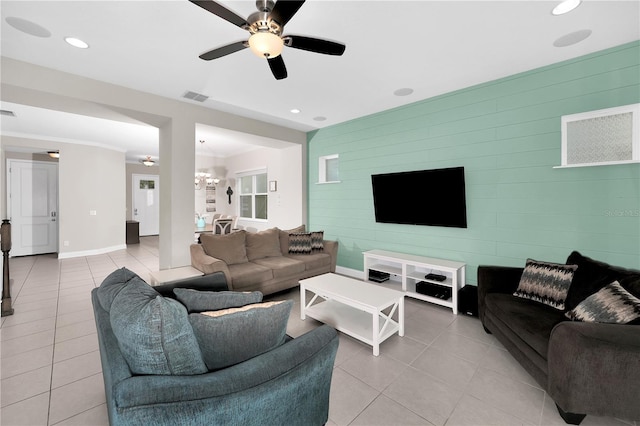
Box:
[3,136,126,256]
[308,41,640,283]
[223,144,304,231]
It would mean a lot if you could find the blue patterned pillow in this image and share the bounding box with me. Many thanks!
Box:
[565,281,640,323]
[513,259,578,310]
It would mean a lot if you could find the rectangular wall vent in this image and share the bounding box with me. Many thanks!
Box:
[557,103,640,168]
[183,91,209,102]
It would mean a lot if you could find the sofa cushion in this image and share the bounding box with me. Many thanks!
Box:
[288,232,312,254]
[96,267,141,312]
[253,256,306,278]
[110,276,207,375]
[228,262,273,290]
[173,288,263,313]
[621,275,640,299]
[279,225,305,254]
[311,231,324,253]
[565,251,640,310]
[565,281,640,324]
[286,252,332,271]
[485,293,567,359]
[246,228,282,261]
[200,231,248,265]
[188,300,293,370]
[513,258,577,310]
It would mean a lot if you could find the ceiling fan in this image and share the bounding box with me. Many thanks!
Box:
[190,0,346,80]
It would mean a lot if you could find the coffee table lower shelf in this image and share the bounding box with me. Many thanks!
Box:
[304,299,400,356]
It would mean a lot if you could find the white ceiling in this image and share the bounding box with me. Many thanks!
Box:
[1,0,639,161]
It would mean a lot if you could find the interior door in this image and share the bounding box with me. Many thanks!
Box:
[133,174,159,236]
[7,159,58,256]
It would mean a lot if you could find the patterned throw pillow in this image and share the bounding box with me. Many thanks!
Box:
[279,225,305,254]
[565,281,640,324]
[310,231,324,253]
[513,258,578,310]
[288,232,312,254]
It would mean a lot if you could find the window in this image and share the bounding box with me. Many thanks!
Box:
[238,171,268,220]
[319,154,340,183]
[557,103,640,168]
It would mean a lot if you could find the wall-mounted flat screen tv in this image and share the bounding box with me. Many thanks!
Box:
[371,166,467,228]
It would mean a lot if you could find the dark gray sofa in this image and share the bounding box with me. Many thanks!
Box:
[478,251,640,425]
[92,269,339,426]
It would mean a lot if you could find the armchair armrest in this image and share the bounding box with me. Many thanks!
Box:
[113,325,339,407]
[190,244,233,288]
[547,322,640,419]
[323,240,339,272]
[477,265,523,323]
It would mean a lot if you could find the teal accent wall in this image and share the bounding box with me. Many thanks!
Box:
[307,41,640,284]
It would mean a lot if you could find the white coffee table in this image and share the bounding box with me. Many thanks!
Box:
[300,273,404,356]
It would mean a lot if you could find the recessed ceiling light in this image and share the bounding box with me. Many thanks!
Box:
[394,88,414,97]
[290,108,301,114]
[64,37,89,49]
[5,17,51,38]
[552,0,581,15]
[553,29,592,47]
[313,116,327,122]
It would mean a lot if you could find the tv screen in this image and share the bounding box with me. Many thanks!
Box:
[371,167,467,228]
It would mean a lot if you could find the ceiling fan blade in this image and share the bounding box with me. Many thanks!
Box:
[267,55,287,80]
[199,41,247,60]
[284,35,346,56]
[271,0,305,26]
[189,0,249,29]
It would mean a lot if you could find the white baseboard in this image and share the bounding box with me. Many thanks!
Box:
[57,244,127,259]
[335,265,363,280]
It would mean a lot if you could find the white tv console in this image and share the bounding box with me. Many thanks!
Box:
[363,249,466,314]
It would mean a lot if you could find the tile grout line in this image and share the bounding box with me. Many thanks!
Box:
[46,255,65,426]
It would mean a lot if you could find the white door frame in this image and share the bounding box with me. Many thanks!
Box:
[6,159,59,257]
[132,173,160,236]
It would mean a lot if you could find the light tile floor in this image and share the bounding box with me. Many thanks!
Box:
[0,237,637,426]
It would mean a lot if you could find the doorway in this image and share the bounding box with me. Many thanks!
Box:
[7,159,59,256]
[132,174,160,236]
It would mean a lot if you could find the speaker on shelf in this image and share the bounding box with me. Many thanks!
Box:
[458,285,478,317]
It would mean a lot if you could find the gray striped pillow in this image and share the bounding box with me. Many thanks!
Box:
[288,232,312,254]
[513,258,577,310]
[565,281,640,323]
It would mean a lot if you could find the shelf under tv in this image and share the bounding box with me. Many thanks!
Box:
[363,249,466,314]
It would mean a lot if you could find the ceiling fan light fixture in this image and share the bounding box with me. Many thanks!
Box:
[142,156,155,167]
[248,31,283,58]
[552,0,581,15]
[64,36,89,49]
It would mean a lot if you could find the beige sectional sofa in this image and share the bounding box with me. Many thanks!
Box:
[190,226,338,295]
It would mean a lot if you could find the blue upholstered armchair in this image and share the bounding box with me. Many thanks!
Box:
[92,269,339,426]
